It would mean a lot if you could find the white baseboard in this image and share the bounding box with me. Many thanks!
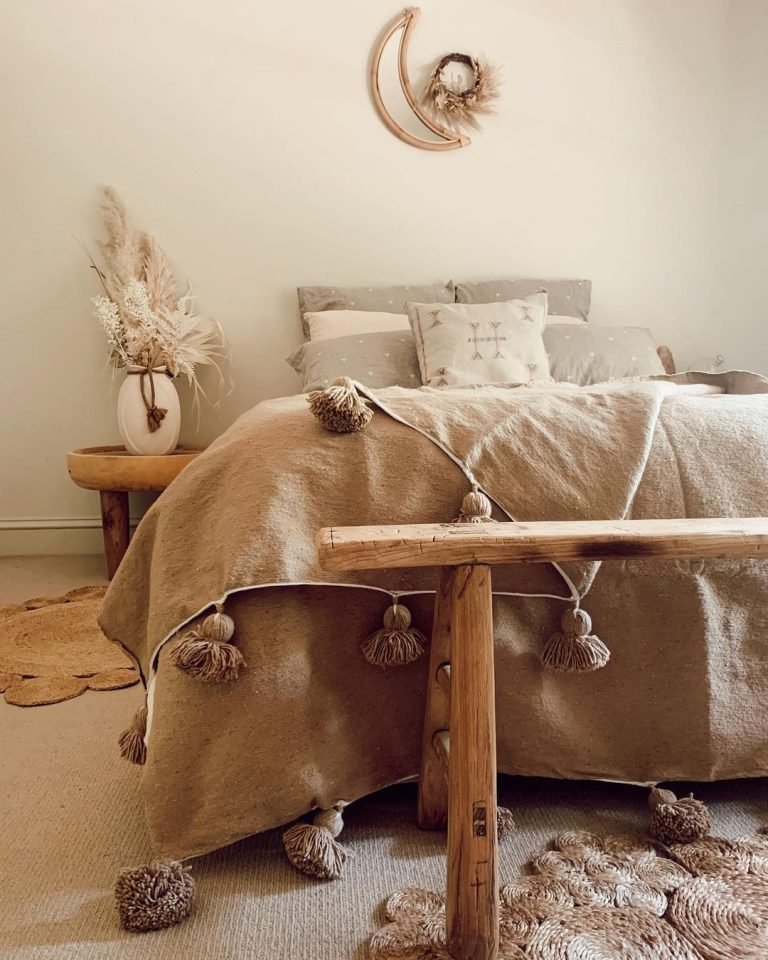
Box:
[0,517,140,557]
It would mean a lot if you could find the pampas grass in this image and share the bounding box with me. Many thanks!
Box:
[89,187,231,417]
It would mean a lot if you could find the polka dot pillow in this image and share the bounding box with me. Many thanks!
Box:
[544,324,664,385]
[287,331,421,392]
[297,282,455,340]
[456,277,591,320]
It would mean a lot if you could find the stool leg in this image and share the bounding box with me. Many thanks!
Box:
[447,564,498,960]
[100,490,130,580]
[418,565,454,830]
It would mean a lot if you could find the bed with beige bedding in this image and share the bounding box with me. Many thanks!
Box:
[99,370,768,863]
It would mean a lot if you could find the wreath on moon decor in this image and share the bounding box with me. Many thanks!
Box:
[370,9,501,150]
[423,52,501,132]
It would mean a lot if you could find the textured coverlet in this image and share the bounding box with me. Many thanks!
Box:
[100,371,768,860]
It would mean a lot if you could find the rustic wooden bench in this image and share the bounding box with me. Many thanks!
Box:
[318,518,768,960]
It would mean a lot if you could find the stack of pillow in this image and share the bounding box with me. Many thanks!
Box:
[288,278,664,392]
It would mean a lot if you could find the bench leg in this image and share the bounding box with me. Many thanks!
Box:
[418,565,455,830]
[447,564,498,960]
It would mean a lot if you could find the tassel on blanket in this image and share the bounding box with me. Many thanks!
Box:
[497,806,516,839]
[361,602,426,668]
[541,607,610,673]
[308,377,373,433]
[169,603,246,683]
[453,484,494,523]
[115,860,194,931]
[648,786,711,844]
[118,703,148,765]
[283,803,348,880]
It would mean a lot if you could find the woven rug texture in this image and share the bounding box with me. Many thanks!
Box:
[0,683,765,959]
[0,588,138,705]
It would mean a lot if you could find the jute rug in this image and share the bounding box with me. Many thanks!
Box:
[369,828,768,959]
[0,586,138,706]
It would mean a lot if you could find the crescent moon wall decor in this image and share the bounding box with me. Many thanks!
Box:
[370,7,471,151]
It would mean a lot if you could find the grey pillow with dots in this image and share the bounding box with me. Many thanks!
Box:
[287,330,422,393]
[297,282,455,339]
[544,324,664,385]
[456,277,592,319]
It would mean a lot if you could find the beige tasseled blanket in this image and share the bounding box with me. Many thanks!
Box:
[100,371,768,860]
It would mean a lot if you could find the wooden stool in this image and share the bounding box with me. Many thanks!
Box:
[67,445,204,578]
[318,517,768,960]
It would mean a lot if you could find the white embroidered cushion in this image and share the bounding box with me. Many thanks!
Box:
[406,297,550,387]
[305,309,410,342]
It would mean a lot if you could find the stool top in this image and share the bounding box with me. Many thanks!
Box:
[67,445,205,492]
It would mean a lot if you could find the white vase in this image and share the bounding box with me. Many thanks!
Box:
[117,365,181,456]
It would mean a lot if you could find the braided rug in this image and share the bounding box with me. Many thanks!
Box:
[368,829,768,959]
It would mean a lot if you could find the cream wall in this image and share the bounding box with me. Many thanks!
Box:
[721,0,768,366]
[0,0,759,555]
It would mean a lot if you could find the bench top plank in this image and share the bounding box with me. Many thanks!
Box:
[318,518,768,571]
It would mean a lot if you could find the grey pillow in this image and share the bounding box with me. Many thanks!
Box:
[287,331,421,392]
[297,282,455,339]
[456,277,592,320]
[544,324,664,385]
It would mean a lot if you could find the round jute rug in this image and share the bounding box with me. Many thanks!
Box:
[0,587,139,706]
[368,829,768,959]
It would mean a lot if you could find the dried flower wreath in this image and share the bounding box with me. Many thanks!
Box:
[423,53,501,132]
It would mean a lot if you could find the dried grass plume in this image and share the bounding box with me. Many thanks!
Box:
[423,53,501,133]
[87,186,231,417]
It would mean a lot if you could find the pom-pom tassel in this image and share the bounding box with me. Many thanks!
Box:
[283,803,348,880]
[308,377,373,433]
[169,604,246,683]
[497,806,516,839]
[648,785,711,844]
[453,484,494,523]
[115,859,194,931]
[118,703,148,765]
[361,602,426,668]
[541,607,610,672]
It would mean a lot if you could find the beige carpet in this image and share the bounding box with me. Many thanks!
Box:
[0,684,765,959]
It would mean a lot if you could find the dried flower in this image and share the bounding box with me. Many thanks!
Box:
[422,54,501,132]
[87,187,231,416]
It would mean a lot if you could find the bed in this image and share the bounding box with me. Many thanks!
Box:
[101,358,768,880]
[99,275,768,910]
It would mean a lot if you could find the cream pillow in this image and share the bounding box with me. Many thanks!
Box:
[547,314,587,325]
[407,298,551,387]
[305,309,410,342]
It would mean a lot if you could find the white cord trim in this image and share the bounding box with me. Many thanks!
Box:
[145,383,604,738]
[354,383,581,604]
[143,579,573,741]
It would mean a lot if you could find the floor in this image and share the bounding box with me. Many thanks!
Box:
[1,556,766,959]
[1,554,108,603]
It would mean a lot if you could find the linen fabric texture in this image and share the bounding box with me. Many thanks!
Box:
[99,370,768,862]
[287,331,422,392]
[304,310,410,342]
[455,277,592,319]
[545,324,665,385]
[297,282,455,339]
[407,297,550,386]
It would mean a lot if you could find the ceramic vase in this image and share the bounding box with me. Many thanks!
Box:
[117,365,181,456]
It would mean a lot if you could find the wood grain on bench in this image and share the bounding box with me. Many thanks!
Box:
[318,518,768,571]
